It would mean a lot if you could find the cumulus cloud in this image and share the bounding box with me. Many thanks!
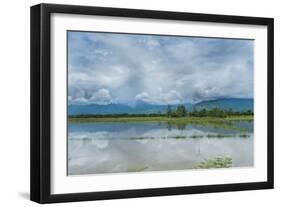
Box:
[69,88,112,105]
[89,88,112,105]
[69,97,88,105]
[136,90,183,105]
[68,31,253,105]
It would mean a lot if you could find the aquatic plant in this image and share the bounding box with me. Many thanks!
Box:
[189,135,204,138]
[174,136,186,139]
[194,156,232,169]
[239,133,250,138]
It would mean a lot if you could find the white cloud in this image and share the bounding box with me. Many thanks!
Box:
[89,88,112,105]
[136,90,183,105]
[70,97,88,105]
[68,32,253,105]
[69,88,112,105]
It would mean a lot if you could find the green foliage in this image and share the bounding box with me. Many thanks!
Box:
[194,157,232,169]
[167,105,173,117]
[166,104,187,117]
[189,107,253,118]
[190,107,226,117]
[176,105,187,117]
[69,106,253,120]
[173,136,186,139]
[68,114,253,134]
[71,133,250,141]
[206,134,232,138]
[68,106,253,133]
[239,133,250,138]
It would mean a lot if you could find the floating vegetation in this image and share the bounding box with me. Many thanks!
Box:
[126,133,250,140]
[193,157,232,169]
[189,135,204,139]
[69,115,252,130]
[69,133,250,141]
[206,134,232,138]
[239,133,250,138]
[69,115,253,134]
[174,136,186,139]
[128,136,155,140]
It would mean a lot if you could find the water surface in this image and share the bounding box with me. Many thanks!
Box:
[68,121,253,175]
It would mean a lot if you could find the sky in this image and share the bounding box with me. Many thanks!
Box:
[68,31,253,106]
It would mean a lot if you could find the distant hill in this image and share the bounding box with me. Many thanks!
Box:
[68,103,131,115]
[68,98,253,115]
[68,101,170,115]
[193,98,253,112]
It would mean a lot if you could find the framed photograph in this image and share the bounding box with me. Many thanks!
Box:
[30,3,274,203]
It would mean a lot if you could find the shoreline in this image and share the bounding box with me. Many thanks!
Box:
[68,115,253,123]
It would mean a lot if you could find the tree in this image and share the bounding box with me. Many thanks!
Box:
[167,105,172,117]
[209,107,226,118]
[175,105,187,117]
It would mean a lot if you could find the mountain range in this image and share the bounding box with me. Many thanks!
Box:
[68,98,253,115]
[193,98,253,112]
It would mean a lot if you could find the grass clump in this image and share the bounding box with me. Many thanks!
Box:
[174,136,186,139]
[129,136,154,140]
[239,133,250,138]
[194,156,232,169]
[69,115,253,132]
[189,135,204,139]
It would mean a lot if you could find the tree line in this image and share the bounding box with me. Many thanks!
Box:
[167,105,187,117]
[167,105,253,118]
[69,105,253,118]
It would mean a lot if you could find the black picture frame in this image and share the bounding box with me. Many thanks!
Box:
[30,3,274,204]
